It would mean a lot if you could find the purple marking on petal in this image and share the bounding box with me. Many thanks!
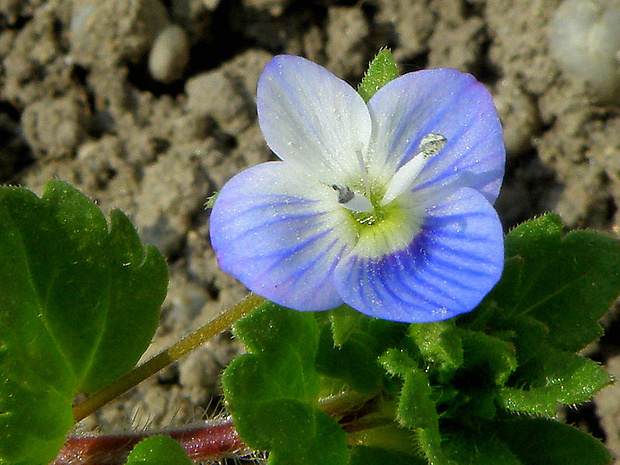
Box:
[225,212,330,240]
[210,162,350,311]
[333,187,503,323]
[263,236,344,288]
[250,227,333,265]
[367,69,505,204]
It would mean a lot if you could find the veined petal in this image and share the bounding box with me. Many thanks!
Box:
[210,162,355,311]
[333,187,504,323]
[258,55,372,184]
[367,69,505,204]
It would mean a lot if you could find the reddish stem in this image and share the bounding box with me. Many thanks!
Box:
[53,418,247,465]
[54,391,382,464]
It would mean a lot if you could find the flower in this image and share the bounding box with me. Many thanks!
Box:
[210,55,505,323]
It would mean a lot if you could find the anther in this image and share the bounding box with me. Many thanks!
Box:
[332,184,374,212]
[418,133,447,159]
[332,184,354,204]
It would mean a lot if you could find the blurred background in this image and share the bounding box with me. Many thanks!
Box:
[1,0,619,461]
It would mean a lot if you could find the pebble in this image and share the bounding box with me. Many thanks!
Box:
[149,24,191,84]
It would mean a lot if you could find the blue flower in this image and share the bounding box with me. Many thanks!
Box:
[210,55,505,323]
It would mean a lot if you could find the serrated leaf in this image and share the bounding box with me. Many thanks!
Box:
[498,349,611,416]
[221,303,347,465]
[495,417,611,465]
[126,435,192,464]
[329,304,363,346]
[0,181,167,463]
[358,48,399,102]
[490,213,620,351]
[380,349,446,465]
[408,320,463,384]
[458,329,517,386]
[317,312,405,392]
[84,209,168,390]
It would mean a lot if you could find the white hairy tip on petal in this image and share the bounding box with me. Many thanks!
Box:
[381,133,447,206]
[332,184,374,212]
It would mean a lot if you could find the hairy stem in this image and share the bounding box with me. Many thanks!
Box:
[53,418,247,465]
[56,390,384,464]
[72,293,265,423]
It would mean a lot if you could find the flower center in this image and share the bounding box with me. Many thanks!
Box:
[331,133,447,258]
[332,133,447,213]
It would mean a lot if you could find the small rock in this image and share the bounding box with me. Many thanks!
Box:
[69,0,169,67]
[185,70,252,134]
[21,92,90,159]
[149,24,191,84]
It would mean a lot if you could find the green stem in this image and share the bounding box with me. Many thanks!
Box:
[73,293,265,423]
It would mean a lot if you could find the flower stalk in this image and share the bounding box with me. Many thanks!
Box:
[72,293,265,423]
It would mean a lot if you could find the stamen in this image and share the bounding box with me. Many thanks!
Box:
[380,133,447,206]
[332,184,354,204]
[332,184,374,212]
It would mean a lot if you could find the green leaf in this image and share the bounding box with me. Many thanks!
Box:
[317,312,405,392]
[444,427,523,465]
[126,435,192,464]
[0,181,167,463]
[316,326,384,392]
[350,446,427,465]
[125,435,191,464]
[495,417,611,465]
[358,48,399,102]
[329,304,363,346]
[381,349,446,465]
[491,213,620,351]
[84,208,168,390]
[408,320,463,384]
[458,329,517,387]
[498,349,611,416]
[221,303,347,465]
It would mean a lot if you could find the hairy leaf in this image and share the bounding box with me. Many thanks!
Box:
[358,48,399,102]
[381,349,446,465]
[491,213,620,351]
[495,417,611,465]
[222,303,347,465]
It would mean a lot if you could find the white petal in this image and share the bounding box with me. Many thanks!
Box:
[257,55,372,184]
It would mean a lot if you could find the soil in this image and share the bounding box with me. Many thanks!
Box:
[1,0,619,462]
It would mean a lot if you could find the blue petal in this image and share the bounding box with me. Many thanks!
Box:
[333,187,504,323]
[210,162,352,311]
[367,69,505,204]
[257,55,372,185]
